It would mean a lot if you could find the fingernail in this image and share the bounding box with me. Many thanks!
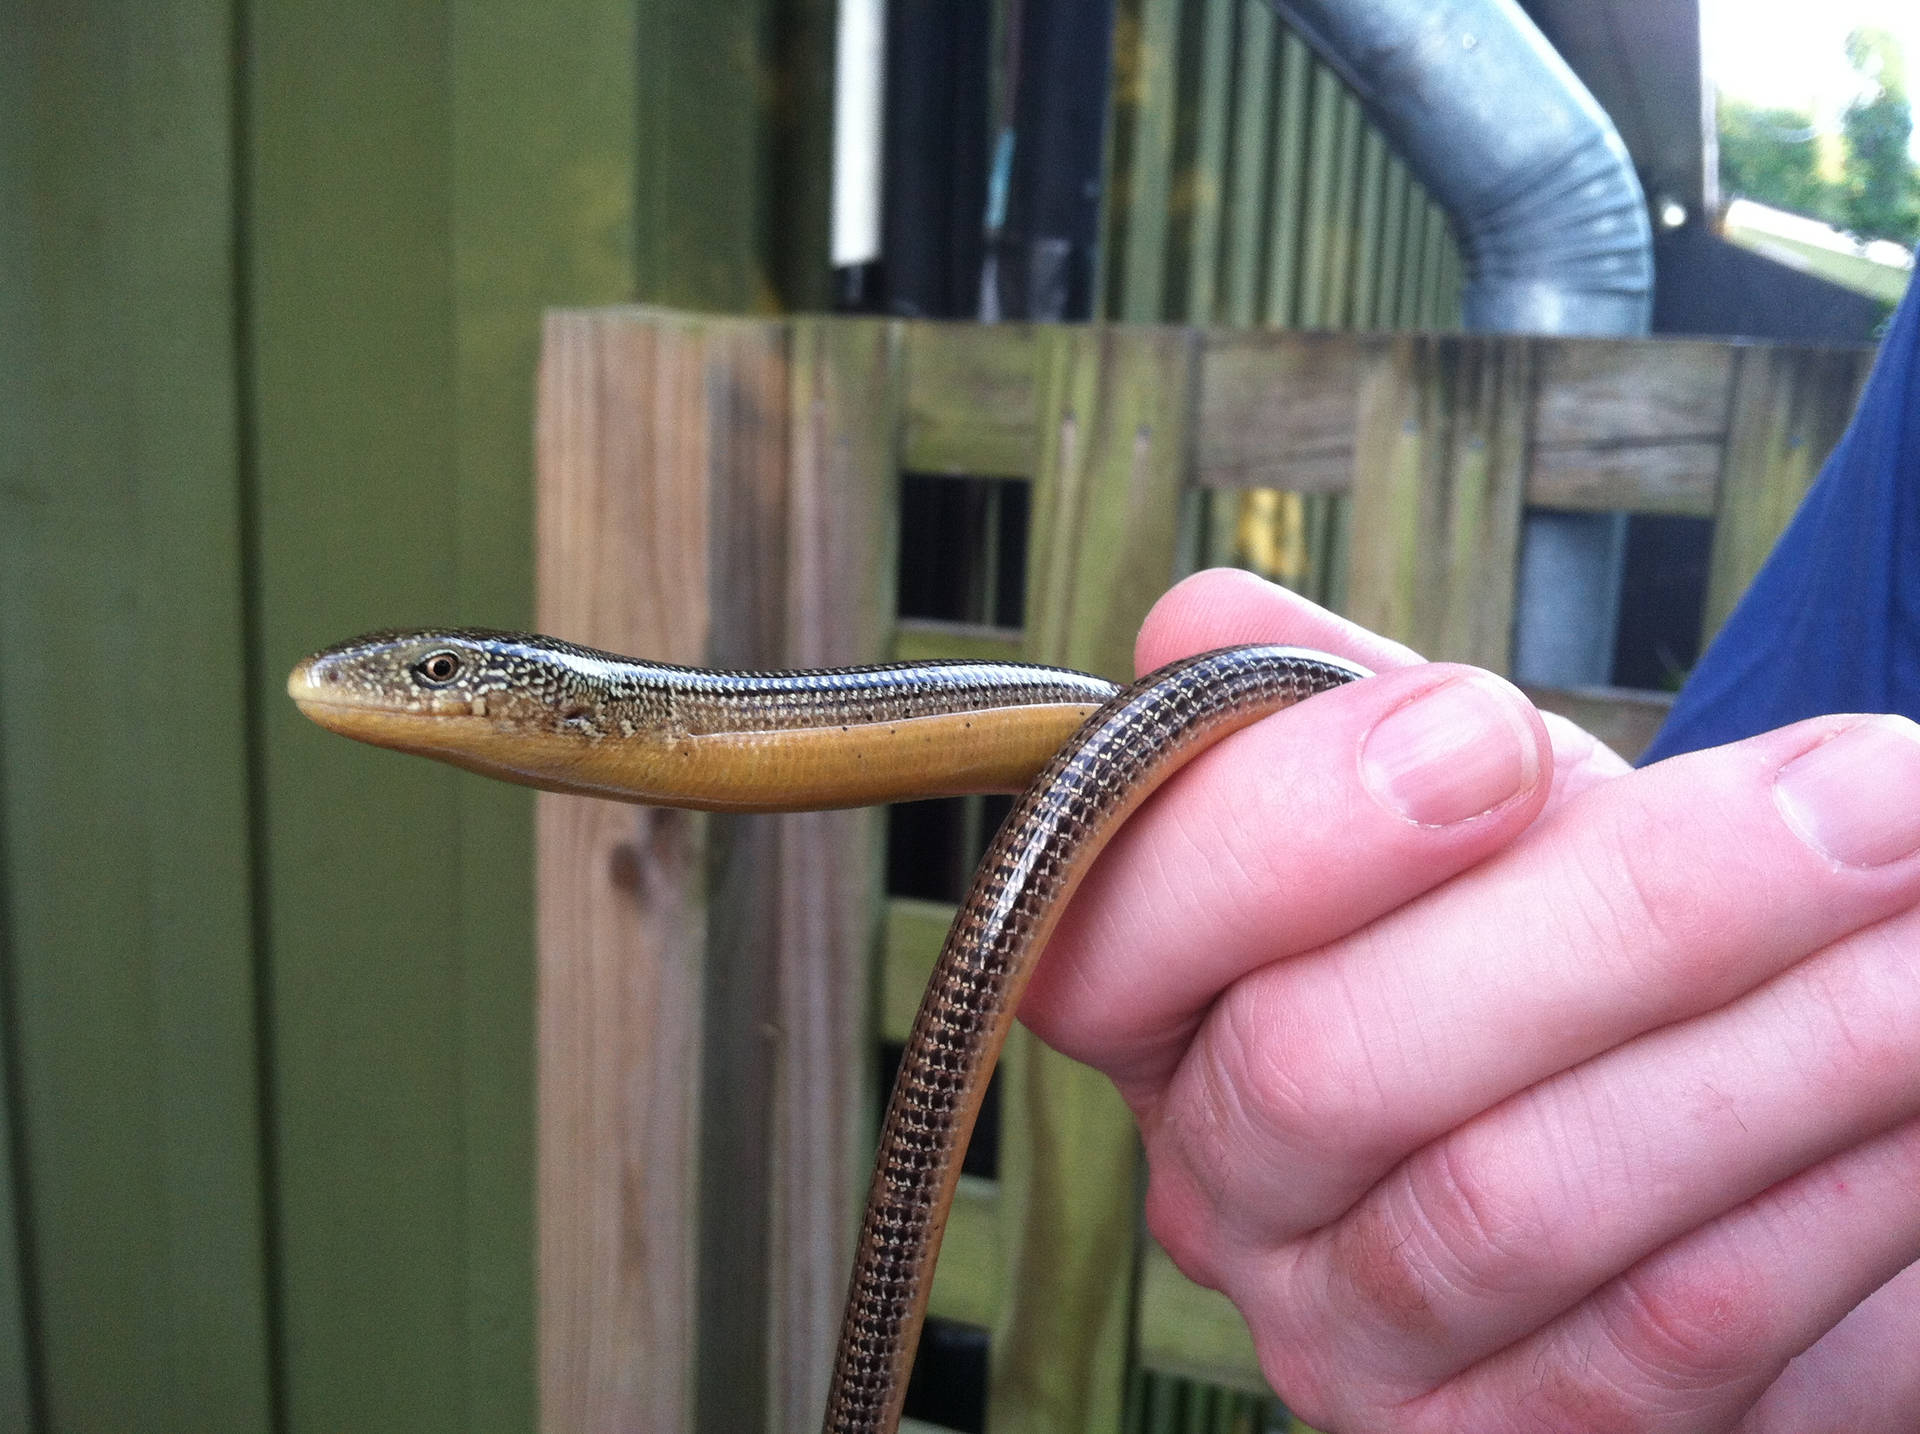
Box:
[1361,676,1539,825]
[1773,717,1920,867]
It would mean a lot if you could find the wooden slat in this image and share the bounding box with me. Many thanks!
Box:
[1297,62,1341,327]
[1345,336,1531,670]
[1260,31,1312,325]
[1373,153,1409,331]
[634,0,830,311]
[926,1178,1004,1329]
[769,317,901,1432]
[1135,1243,1265,1394]
[882,900,957,1042]
[2,6,270,1430]
[536,312,719,1434]
[1525,440,1724,515]
[1350,128,1387,332]
[1704,344,1874,640]
[1222,0,1277,325]
[1195,329,1367,490]
[1322,90,1364,328]
[987,326,1199,1434]
[683,318,794,1434]
[1110,0,1185,322]
[1532,338,1735,446]
[1172,0,1236,322]
[901,323,1039,476]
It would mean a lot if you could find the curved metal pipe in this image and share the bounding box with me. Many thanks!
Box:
[1269,0,1653,337]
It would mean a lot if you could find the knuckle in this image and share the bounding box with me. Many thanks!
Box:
[1553,790,1748,1001]
[1600,1262,1776,1394]
[1400,1135,1556,1303]
[1210,967,1398,1175]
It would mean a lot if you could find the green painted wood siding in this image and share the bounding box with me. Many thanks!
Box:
[1106,0,1463,330]
[0,2,826,1431]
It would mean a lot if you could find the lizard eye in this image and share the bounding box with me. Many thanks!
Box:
[416,650,463,685]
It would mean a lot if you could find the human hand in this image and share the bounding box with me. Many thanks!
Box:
[1020,568,1920,1432]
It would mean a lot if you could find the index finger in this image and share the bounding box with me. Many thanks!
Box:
[1141,568,1631,803]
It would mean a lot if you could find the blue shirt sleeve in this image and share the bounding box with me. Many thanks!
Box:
[1638,268,1920,765]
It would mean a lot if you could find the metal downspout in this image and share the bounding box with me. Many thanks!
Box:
[1267,0,1656,682]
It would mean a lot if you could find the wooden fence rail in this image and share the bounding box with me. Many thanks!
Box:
[533,307,1872,1434]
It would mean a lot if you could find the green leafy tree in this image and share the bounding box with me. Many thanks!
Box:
[1838,28,1919,245]
[1719,98,1835,220]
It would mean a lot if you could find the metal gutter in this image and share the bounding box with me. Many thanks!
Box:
[1268,0,1655,684]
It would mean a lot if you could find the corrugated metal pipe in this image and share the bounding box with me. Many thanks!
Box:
[1267,0,1653,335]
[1267,0,1656,685]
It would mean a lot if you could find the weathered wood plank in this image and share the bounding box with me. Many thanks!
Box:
[1704,344,1874,642]
[1525,441,1724,515]
[769,317,901,1432]
[1195,329,1368,491]
[902,323,1039,477]
[990,326,1199,1434]
[1345,336,1530,671]
[1533,338,1735,446]
[684,318,794,1434]
[536,311,717,1434]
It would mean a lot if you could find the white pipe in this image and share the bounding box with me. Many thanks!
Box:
[831,0,886,269]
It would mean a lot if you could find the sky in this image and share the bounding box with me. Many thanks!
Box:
[1703,0,1920,130]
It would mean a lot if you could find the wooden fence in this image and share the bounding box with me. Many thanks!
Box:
[532,307,1872,1434]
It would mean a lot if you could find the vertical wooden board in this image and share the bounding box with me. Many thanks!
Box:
[1350,129,1386,332]
[634,0,767,309]
[1345,338,1529,670]
[1260,32,1311,325]
[1109,0,1185,321]
[1394,180,1427,330]
[449,6,641,1430]
[1025,327,1198,680]
[535,313,718,1434]
[1344,339,1425,641]
[1417,200,1448,330]
[1321,91,1363,328]
[1532,339,1734,446]
[0,14,29,1420]
[1704,345,1874,640]
[1,6,273,1434]
[1434,341,1531,669]
[1221,0,1275,325]
[1169,0,1237,322]
[249,5,474,1431]
[1296,63,1341,327]
[994,326,1197,1434]
[684,319,794,1434]
[1373,154,1410,332]
[771,318,903,1431]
